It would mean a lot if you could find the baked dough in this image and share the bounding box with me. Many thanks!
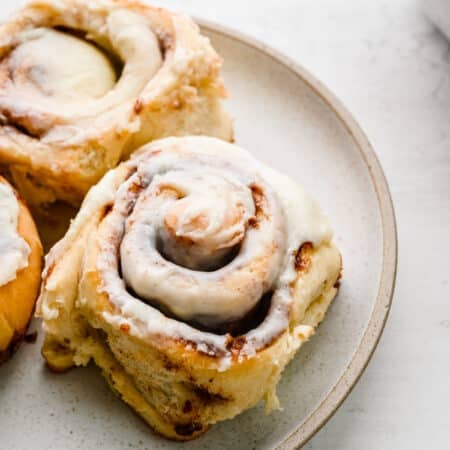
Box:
[0,0,232,209]
[37,137,341,440]
[0,176,43,363]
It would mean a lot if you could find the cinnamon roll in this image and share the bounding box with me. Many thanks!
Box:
[0,176,42,363]
[0,0,232,209]
[37,136,341,440]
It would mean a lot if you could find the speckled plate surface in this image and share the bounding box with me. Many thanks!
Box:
[0,20,397,450]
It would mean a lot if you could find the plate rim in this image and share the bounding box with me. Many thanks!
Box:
[198,19,398,449]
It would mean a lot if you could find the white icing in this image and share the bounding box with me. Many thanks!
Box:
[0,183,30,286]
[161,171,253,258]
[91,137,333,361]
[11,28,116,102]
[0,9,163,142]
[119,154,285,326]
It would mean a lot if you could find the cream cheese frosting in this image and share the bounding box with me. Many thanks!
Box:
[87,137,332,362]
[0,183,30,286]
[1,10,163,141]
[11,28,117,102]
[119,154,286,326]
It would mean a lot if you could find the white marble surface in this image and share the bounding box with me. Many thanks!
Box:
[1,0,449,448]
[148,0,449,448]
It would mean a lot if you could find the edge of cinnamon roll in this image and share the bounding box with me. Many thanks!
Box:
[36,136,341,440]
[0,0,232,210]
[0,176,43,363]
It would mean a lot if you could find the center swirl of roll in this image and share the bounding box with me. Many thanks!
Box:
[112,149,287,330]
[157,171,255,271]
[9,29,116,104]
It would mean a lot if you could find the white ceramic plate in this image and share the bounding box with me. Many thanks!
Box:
[0,21,397,450]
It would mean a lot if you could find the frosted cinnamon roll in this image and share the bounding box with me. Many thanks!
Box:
[37,137,341,440]
[0,177,42,363]
[0,0,232,208]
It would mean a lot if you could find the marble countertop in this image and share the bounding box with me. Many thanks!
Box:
[150,0,448,448]
[2,0,449,448]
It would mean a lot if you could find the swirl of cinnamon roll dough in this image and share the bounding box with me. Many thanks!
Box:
[37,137,341,440]
[0,0,232,209]
[0,176,42,363]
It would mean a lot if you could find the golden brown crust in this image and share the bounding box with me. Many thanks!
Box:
[39,249,341,441]
[0,176,43,362]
